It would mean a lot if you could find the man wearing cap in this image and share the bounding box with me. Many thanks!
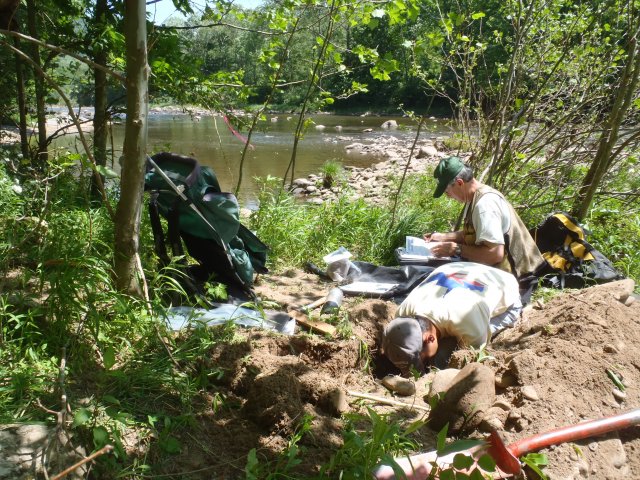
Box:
[426,156,544,302]
[382,261,521,375]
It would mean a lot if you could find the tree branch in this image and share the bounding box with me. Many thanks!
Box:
[0,29,124,82]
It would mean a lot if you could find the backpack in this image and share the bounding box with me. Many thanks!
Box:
[144,152,269,299]
[529,212,624,288]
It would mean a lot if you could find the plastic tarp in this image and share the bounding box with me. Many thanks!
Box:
[165,305,296,335]
[338,261,436,302]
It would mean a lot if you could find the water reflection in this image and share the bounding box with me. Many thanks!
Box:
[58,113,452,207]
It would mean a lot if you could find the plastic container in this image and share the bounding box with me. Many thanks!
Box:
[323,247,353,282]
[321,287,344,314]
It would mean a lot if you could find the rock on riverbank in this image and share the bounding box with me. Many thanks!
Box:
[289,135,456,205]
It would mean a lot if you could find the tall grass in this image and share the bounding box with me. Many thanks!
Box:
[250,176,461,269]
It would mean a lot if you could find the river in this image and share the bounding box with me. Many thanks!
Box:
[57,112,452,207]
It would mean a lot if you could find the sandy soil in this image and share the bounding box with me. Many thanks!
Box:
[148,271,640,479]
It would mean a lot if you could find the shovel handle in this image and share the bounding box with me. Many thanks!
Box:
[296,296,327,312]
[509,408,640,458]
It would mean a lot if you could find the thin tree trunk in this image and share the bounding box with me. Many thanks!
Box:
[92,0,108,202]
[13,37,29,160]
[571,26,640,220]
[283,0,337,186]
[114,0,149,295]
[26,0,47,167]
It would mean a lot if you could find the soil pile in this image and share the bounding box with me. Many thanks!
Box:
[159,272,640,479]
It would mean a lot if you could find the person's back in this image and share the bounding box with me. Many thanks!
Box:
[382,262,522,375]
[396,262,521,347]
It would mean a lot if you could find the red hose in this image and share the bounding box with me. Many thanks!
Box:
[510,408,640,457]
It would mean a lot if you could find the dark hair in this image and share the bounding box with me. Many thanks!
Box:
[454,165,474,182]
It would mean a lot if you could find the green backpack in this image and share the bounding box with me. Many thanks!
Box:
[145,152,268,296]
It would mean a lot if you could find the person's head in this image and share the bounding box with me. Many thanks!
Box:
[433,156,474,201]
[381,317,439,376]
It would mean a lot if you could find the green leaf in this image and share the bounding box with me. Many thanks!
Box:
[95,165,119,179]
[245,448,259,479]
[477,454,496,472]
[102,395,120,406]
[381,453,410,480]
[439,439,485,457]
[440,469,455,480]
[103,346,116,370]
[72,408,91,428]
[93,426,110,448]
[453,452,474,470]
[404,419,425,435]
[471,12,485,20]
[523,452,548,466]
[161,435,181,454]
[522,452,549,479]
[468,468,485,480]
[606,369,625,391]
[436,424,449,452]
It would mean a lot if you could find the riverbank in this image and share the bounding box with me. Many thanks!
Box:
[289,135,459,206]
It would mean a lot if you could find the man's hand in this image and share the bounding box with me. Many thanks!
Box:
[430,241,457,257]
[423,232,445,242]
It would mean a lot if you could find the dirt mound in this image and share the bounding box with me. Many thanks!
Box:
[159,273,640,479]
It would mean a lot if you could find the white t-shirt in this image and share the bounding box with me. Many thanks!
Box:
[395,262,522,347]
[470,192,511,245]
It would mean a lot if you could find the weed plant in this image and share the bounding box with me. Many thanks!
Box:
[250,176,460,270]
[320,407,424,478]
[320,159,344,188]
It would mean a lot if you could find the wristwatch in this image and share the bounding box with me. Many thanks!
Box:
[454,244,462,257]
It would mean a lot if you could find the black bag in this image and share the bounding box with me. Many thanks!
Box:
[530,212,623,288]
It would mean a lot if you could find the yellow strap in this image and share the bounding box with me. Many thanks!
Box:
[554,213,586,241]
[570,241,595,261]
[543,252,570,270]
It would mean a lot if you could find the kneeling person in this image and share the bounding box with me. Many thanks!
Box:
[382,262,521,375]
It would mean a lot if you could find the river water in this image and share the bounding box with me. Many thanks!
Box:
[59,112,452,207]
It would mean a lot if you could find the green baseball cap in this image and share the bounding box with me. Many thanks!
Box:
[382,317,425,376]
[433,156,465,198]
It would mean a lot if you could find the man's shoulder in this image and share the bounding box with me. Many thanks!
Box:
[474,189,510,214]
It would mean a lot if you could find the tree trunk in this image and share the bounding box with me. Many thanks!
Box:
[26,0,47,167]
[13,37,29,160]
[571,27,640,220]
[113,0,149,295]
[92,0,108,203]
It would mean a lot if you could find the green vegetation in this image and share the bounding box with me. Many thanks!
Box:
[0,149,634,475]
[320,407,424,477]
[320,159,344,189]
[0,0,638,476]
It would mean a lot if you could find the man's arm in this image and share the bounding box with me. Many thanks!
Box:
[424,231,464,243]
[429,239,504,265]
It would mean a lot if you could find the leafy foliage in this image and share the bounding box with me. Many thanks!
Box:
[320,407,424,478]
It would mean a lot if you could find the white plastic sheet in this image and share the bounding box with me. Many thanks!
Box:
[164,305,296,335]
